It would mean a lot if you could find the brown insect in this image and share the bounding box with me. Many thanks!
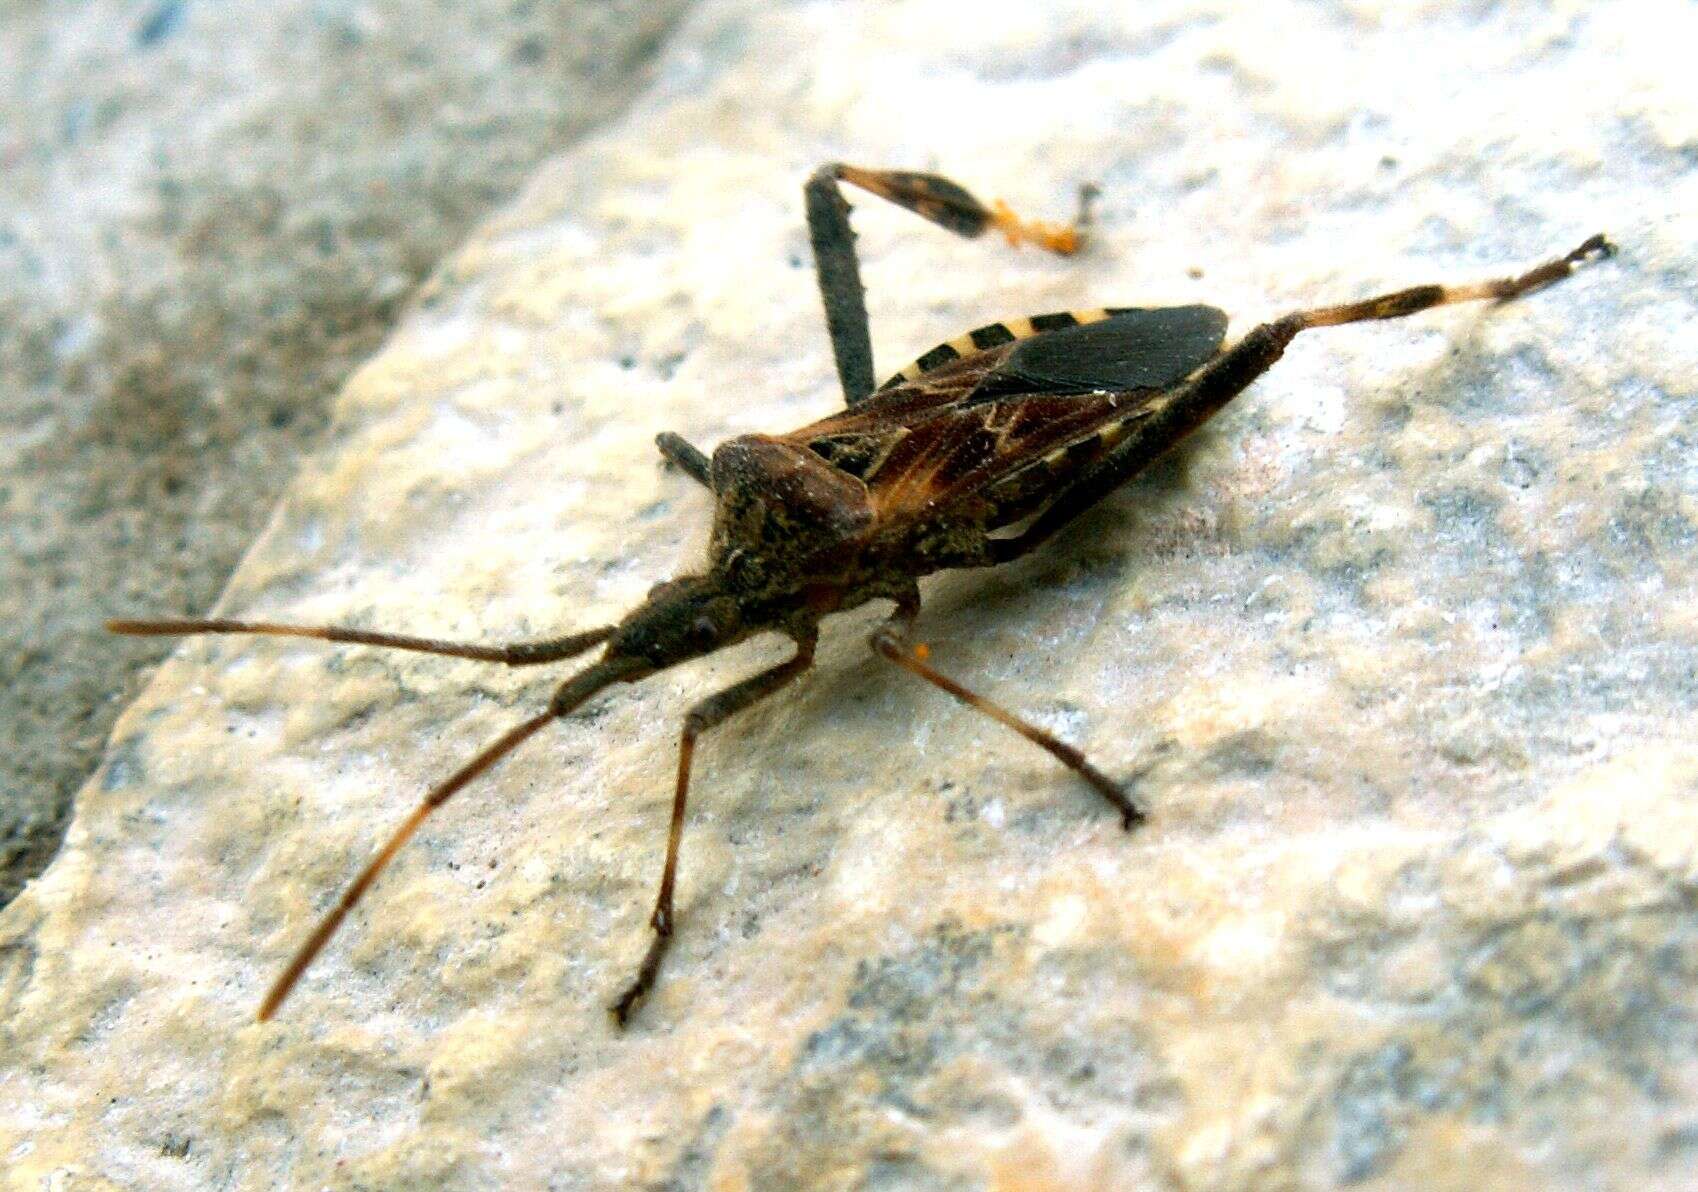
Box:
[111,162,1613,1025]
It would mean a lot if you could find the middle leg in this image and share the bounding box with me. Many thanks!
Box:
[870,592,1142,829]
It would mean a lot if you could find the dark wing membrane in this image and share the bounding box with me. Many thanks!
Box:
[877,305,1226,394]
[968,305,1227,401]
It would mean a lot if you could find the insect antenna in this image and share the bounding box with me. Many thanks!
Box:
[258,711,552,1020]
[257,656,639,1020]
[108,617,614,666]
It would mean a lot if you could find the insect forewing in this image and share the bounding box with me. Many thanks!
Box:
[972,305,1227,399]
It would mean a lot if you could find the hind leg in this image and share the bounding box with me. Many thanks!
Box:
[806,163,1088,406]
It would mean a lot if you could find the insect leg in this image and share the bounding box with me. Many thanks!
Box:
[611,629,819,1026]
[806,163,1086,407]
[258,656,638,1020]
[654,431,713,487]
[1282,233,1615,329]
[108,618,614,665]
[870,593,1142,829]
[989,234,1615,564]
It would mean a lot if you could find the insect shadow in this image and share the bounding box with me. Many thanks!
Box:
[112,161,1613,1026]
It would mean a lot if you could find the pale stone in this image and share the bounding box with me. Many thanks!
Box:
[0,0,689,906]
[3,0,1696,1188]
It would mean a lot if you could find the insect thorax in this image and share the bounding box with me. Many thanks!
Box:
[707,436,875,595]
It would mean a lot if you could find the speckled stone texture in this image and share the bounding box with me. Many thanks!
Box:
[0,0,688,908]
[2,1,1694,1188]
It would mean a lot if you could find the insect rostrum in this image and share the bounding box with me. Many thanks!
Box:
[110,162,1613,1026]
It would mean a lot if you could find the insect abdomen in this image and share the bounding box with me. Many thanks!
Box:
[879,308,1132,391]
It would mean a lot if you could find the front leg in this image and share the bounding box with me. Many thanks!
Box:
[870,592,1141,828]
[612,628,819,1026]
[806,163,1089,407]
[655,431,712,488]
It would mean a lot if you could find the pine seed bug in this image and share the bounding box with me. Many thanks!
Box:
[110,162,1614,1026]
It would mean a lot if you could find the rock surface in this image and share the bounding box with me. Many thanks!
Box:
[3,1,1695,1188]
[0,0,688,907]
